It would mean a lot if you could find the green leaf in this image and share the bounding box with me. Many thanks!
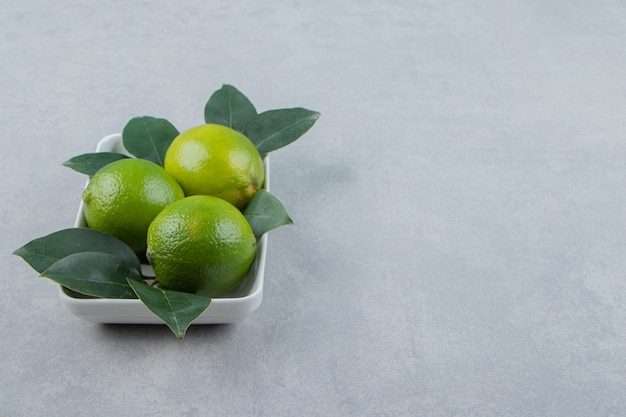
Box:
[204,84,257,132]
[41,252,142,299]
[244,108,320,154]
[63,152,129,176]
[244,189,293,236]
[13,227,141,274]
[122,116,179,166]
[127,280,212,340]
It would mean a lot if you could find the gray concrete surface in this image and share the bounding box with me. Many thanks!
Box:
[2,1,626,416]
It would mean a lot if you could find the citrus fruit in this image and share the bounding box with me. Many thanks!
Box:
[146,195,257,297]
[164,124,264,210]
[82,158,185,253]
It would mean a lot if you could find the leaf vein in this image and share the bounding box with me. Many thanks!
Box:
[142,119,163,165]
[163,292,181,333]
[255,116,316,149]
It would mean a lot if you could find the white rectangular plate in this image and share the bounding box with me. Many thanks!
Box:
[58,133,268,324]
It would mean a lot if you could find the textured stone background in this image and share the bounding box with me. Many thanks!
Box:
[2,1,625,416]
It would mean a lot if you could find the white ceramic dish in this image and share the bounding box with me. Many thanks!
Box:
[58,133,268,324]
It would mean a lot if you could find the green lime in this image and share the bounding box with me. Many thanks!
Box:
[146,195,256,297]
[82,158,185,253]
[164,124,264,210]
